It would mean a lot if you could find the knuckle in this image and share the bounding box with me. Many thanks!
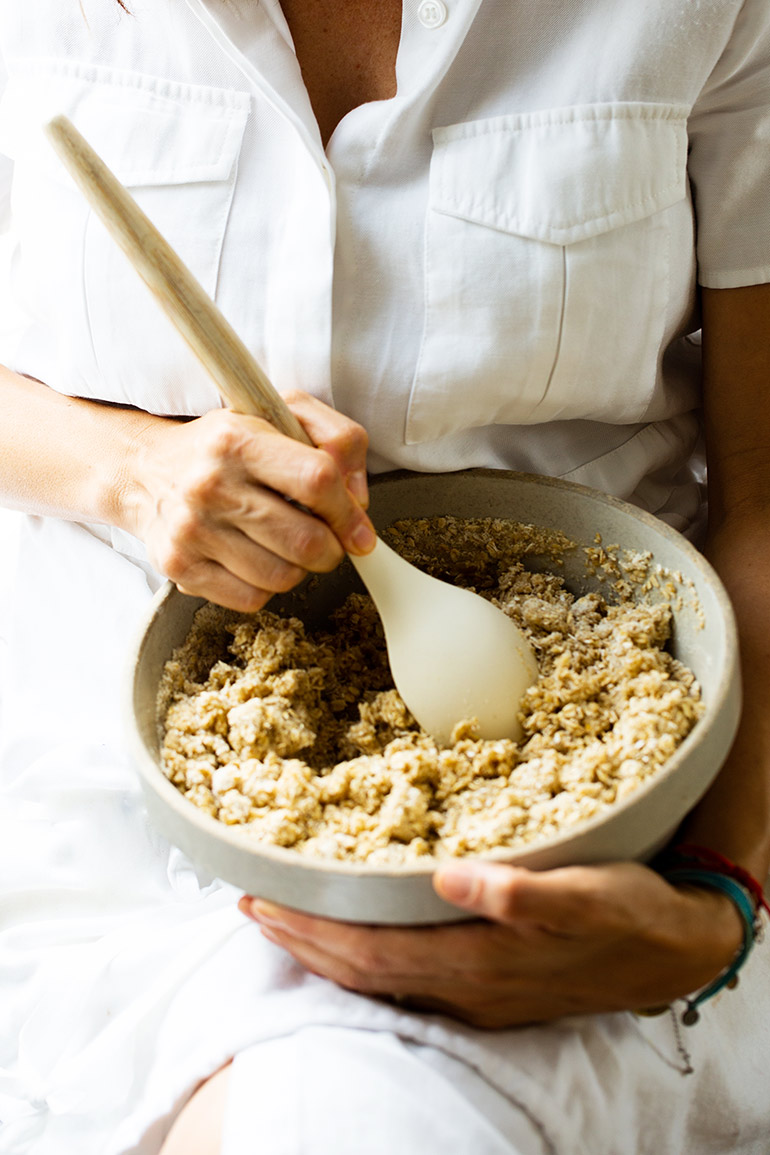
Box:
[345,941,387,978]
[169,507,206,550]
[199,410,247,464]
[325,959,376,994]
[292,522,339,571]
[232,587,273,614]
[156,515,207,583]
[204,405,243,438]
[161,546,198,586]
[282,388,312,409]
[299,451,340,499]
[184,469,221,507]
[260,558,306,595]
[335,973,367,995]
[485,879,519,924]
[337,421,369,460]
[568,888,604,928]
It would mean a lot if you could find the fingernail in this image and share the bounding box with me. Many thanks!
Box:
[435,866,481,906]
[249,899,286,927]
[350,520,377,554]
[348,470,369,507]
[238,896,255,920]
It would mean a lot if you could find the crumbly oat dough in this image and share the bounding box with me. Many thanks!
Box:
[158,518,704,864]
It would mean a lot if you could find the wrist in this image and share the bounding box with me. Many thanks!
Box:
[101,410,172,536]
[644,847,767,1024]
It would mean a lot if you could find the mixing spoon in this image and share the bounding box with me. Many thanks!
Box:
[45,114,539,744]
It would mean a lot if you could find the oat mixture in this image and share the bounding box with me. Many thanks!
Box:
[158,517,704,864]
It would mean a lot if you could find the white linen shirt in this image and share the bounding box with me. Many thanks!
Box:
[0,0,769,532]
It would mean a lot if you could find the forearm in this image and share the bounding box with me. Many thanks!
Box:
[678,517,770,878]
[679,284,770,879]
[0,368,374,611]
[0,365,170,529]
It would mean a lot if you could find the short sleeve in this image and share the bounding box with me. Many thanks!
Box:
[687,0,770,289]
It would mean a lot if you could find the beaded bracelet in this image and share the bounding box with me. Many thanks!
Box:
[659,867,758,1025]
[641,845,768,1026]
[665,843,770,917]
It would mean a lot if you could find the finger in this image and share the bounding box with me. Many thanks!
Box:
[257,923,408,995]
[435,860,690,942]
[433,862,539,927]
[175,561,274,613]
[207,526,309,592]
[238,429,376,557]
[244,899,415,963]
[253,914,629,1026]
[157,440,351,575]
[434,861,634,936]
[256,923,498,1004]
[241,898,471,985]
[173,407,374,557]
[232,491,352,574]
[204,488,346,576]
[252,918,568,1025]
[284,390,370,508]
[163,518,308,591]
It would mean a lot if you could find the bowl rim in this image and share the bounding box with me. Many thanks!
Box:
[125,468,741,880]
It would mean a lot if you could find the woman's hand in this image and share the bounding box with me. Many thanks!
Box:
[239,860,743,1028]
[124,390,376,611]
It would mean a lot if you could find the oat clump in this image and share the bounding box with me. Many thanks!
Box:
[158,517,704,864]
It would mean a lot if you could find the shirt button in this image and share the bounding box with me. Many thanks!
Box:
[417,0,447,29]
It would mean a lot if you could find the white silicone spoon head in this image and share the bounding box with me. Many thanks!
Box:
[351,540,539,745]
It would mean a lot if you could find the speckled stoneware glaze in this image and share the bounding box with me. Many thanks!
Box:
[125,470,741,924]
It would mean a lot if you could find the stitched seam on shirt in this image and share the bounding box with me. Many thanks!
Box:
[698,262,770,288]
[434,145,684,237]
[9,56,251,111]
[432,105,689,238]
[557,422,668,481]
[536,244,568,414]
[81,212,102,383]
[435,103,692,141]
[71,92,240,182]
[27,80,246,184]
[649,184,673,425]
[211,154,240,303]
[404,185,435,445]
[437,186,683,239]
[69,98,235,182]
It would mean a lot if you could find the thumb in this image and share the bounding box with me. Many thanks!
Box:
[434,861,532,924]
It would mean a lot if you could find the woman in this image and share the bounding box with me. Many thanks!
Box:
[0,1,768,1152]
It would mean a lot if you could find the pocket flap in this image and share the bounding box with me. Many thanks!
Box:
[0,59,249,187]
[431,103,689,245]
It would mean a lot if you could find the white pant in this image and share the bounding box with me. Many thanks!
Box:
[222,1027,549,1155]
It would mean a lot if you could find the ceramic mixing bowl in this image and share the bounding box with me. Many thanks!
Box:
[125,470,740,924]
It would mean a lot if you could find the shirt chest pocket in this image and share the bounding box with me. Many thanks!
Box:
[406,103,690,445]
[0,61,249,413]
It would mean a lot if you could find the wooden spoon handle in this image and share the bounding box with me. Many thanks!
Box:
[45,114,312,446]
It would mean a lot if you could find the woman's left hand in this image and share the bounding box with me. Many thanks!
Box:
[239,860,743,1028]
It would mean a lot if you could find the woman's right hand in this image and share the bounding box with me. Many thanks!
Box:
[123,390,376,611]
